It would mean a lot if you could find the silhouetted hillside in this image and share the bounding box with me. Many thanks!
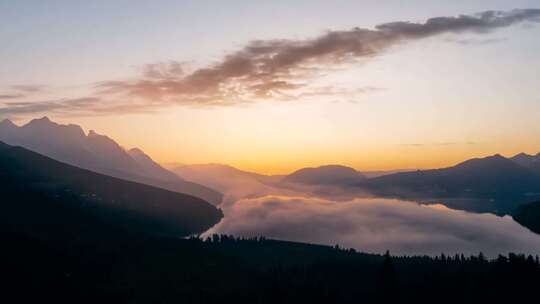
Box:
[511,152,540,174]
[363,155,540,214]
[0,117,222,204]
[128,147,180,181]
[283,165,366,185]
[513,201,540,235]
[0,141,223,239]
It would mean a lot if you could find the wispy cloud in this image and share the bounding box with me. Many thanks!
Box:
[0,97,158,118]
[11,85,45,93]
[0,98,97,115]
[98,9,540,107]
[0,94,24,100]
[445,37,507,45]
[2,8,539,116]
[0,85,46,101]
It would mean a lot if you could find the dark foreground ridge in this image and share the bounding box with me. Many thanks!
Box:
[513,201,540,234]
[2,229,540,304]
[0,141,223,238]
[0,118,223,205]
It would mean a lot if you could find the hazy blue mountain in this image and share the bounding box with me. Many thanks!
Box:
[0,141,223,238]
[362,169,413,178]
[511,152,540,173]
[282,165,366,185]
[173,164,269,193]
[128,147,180,182]
[0,117,222,204]
[364,154,540,214]
[170,164,298,202]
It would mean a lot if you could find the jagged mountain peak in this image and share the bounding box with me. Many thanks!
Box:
[128,147,147,156]
[0,118,15,126]
[0,119,17,133]
[0,116,222,204]
[26,116,53,126]
[513,152,533,158]
[20,117,86,140]
[88,129,100,136]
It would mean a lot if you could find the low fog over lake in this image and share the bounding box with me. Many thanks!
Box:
[172,164,540,257]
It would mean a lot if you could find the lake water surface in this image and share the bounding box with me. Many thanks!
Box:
[206,196,540,257]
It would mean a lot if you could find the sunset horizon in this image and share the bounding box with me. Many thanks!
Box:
[2,2,540,174]
[4,115,540,175]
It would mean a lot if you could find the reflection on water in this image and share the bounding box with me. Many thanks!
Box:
[206,196,540,257]
[420,198,498,214]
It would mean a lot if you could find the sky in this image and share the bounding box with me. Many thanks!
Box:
[1,0,540,174]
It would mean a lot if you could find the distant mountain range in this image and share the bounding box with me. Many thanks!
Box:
[173,164,275,193]
[175,155,540,215]
[0,141,223,240]
[0,117,222,205]
[363,154,540,214]
[270,154,540,214]
[510,152,540,174]
[13,116,534,215]
[171,164,296,202]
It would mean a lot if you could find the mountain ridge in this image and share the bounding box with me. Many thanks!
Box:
[363,154,540,214]
[0,117,223,205]
[283,164,366,185]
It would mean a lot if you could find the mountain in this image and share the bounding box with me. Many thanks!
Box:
[364,154,540,214]
[173,164,269,193]
[362,169,414,178]
[128,148,180,181]
[171,164,295,202]
[511,152,540,173]
[282,165,366,185]
[0,117,222,205]
[0,141,223,239]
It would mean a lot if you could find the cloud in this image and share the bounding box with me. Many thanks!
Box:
[0,98,100,115]
[0,97,157,117]
[2,9,539,117]
[99,9,540,107]
[0,100,65,115]
[445,37,507,45]
[206,195,540,257]
[0,94,24,100]
[141,61,188,80]
[11,85,45,93]
[0,85,46,101]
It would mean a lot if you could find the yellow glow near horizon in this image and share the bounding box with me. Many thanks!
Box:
[44,97,540,176]
[9,30,540,176]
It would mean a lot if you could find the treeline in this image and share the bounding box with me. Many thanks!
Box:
[4,226,540,304]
